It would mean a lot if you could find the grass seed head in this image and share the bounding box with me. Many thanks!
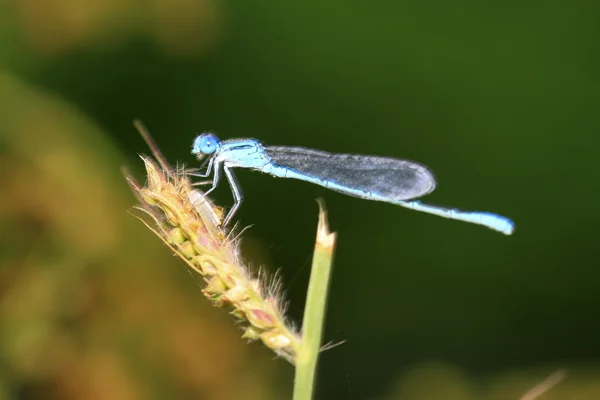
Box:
[128,153,300,364]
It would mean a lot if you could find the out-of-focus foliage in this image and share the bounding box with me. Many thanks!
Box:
[1,0,599,399]
[6,0,220,57]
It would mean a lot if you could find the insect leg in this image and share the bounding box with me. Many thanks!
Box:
[188,156,214,179]
[222,166,244,226]
[203,160,221,196]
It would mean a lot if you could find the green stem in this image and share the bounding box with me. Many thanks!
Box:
[293,200,337,400]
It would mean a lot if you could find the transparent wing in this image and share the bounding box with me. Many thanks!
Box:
[265,146,436,200]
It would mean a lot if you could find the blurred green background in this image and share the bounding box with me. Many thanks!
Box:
[1,0,599,399]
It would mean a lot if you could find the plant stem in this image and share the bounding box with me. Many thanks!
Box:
[293,200,337,400]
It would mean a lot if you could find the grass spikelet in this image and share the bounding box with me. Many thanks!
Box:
[125,121,300,364]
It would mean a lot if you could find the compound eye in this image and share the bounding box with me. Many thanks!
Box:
[192,132,220,155]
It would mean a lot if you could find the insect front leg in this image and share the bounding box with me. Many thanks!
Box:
[222,166,244,226]
[189,157,215,187]
[203,160,222,196]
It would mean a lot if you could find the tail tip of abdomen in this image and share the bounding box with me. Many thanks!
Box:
[481,213,515,235]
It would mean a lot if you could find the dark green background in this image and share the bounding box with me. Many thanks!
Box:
[2,1,599,399]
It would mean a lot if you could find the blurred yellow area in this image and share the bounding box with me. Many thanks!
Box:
[13,0,221,56]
